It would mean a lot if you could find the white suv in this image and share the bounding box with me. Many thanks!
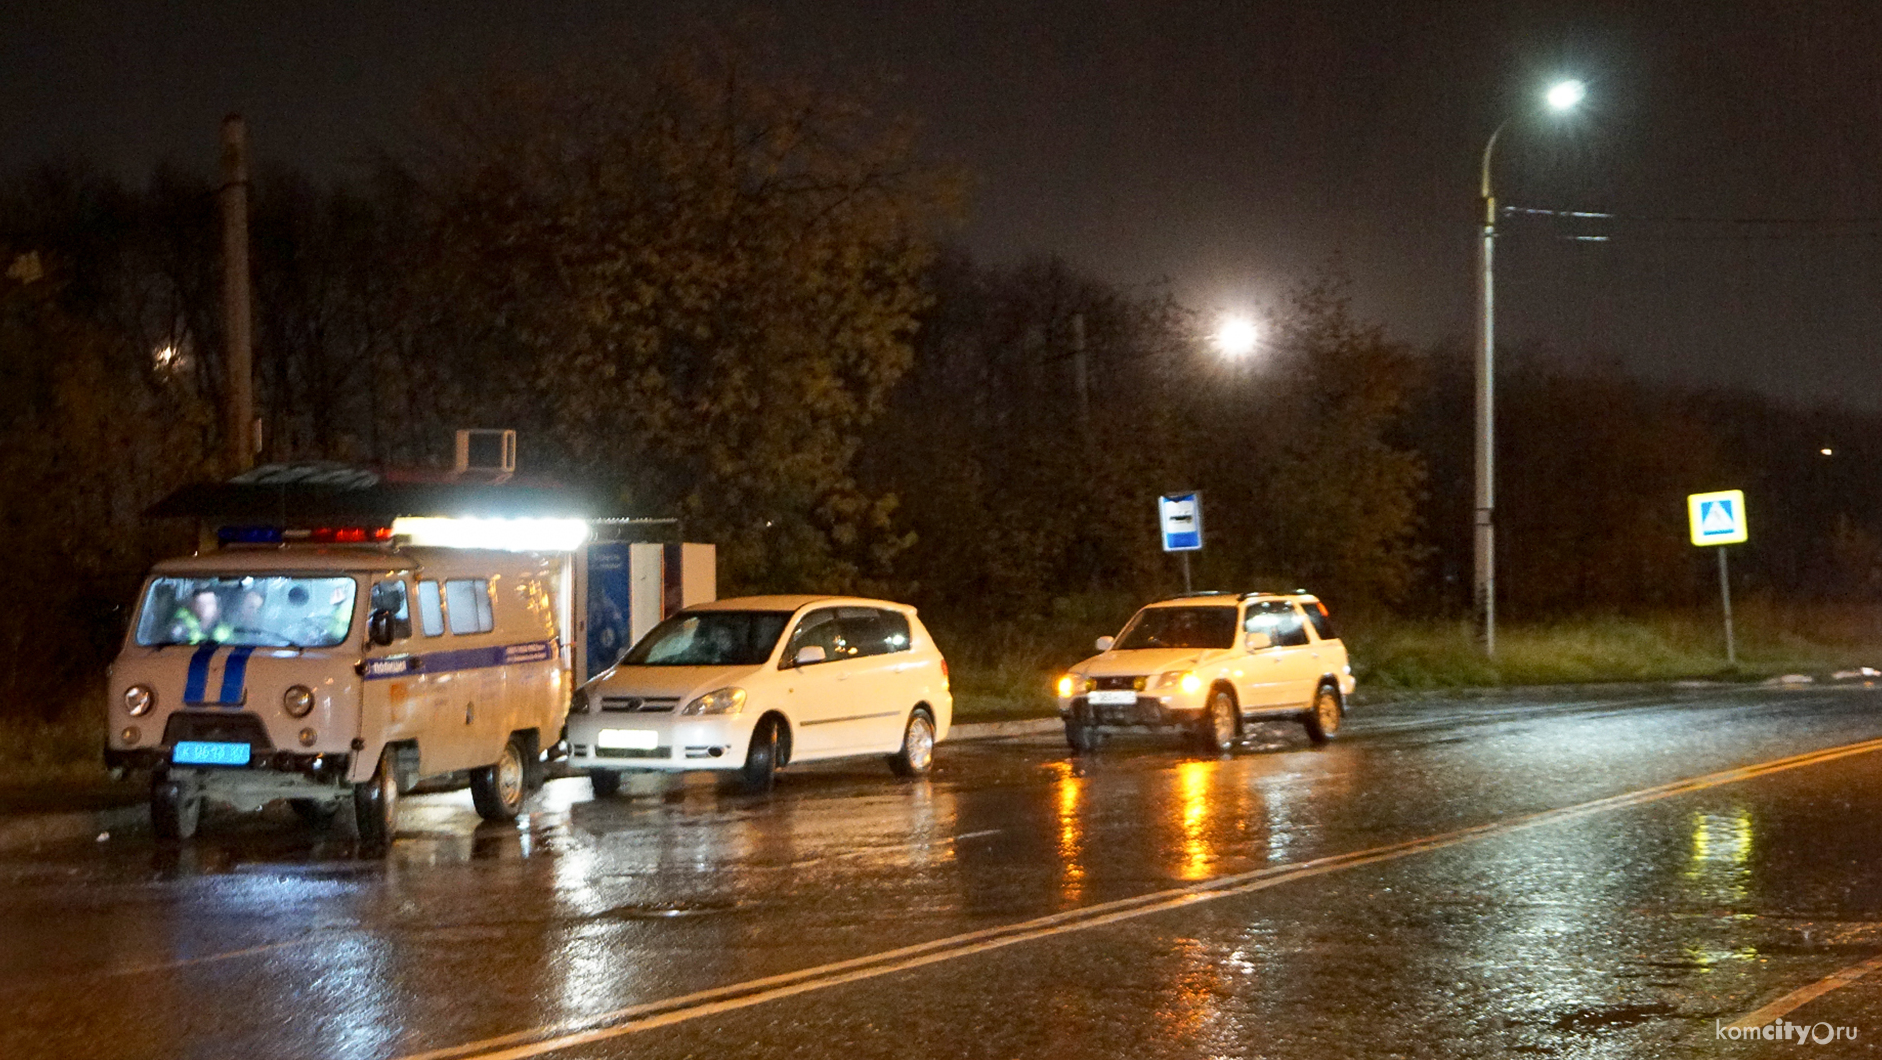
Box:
[1056,592,1354,753]
[566,595,952,794]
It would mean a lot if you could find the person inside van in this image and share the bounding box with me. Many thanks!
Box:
[169,588,232,644]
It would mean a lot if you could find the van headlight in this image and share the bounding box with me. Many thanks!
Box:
[124,685,154,716]
[681,687,746,716]
[283,685,315,718]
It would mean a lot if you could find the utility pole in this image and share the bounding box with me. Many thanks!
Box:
[220,114,254,474]
[1071,312,1091,437]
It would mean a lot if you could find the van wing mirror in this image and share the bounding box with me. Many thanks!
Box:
[793,645,827,667]
[367,609,396,647]
[1244,630,1273,652]
[1095,635,1115,653]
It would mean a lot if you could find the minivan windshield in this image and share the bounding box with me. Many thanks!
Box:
[621,611,792,667]
[135,576,359,649]
[1113,606,1238,650]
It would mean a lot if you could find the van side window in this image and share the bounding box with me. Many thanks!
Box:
[416,580,444,637]
[445,579,495,635]
[369,579,413,640]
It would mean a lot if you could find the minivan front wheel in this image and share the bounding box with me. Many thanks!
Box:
[888,710,936,777]
[742,716,782,794]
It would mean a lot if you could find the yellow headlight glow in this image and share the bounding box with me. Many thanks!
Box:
[1179,672,1203,695]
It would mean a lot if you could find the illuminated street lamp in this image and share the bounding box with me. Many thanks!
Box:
[1475,78,1585,656]
[1214,315,1259,359]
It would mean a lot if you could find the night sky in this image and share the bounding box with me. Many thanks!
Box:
[4,1,1880,407]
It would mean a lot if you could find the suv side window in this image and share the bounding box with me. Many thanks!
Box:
[1245,601,1309,647]
[1303,600,1338,642]
[784,608,848,665]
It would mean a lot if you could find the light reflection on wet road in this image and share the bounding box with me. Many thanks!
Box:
[6,685,1882,1057]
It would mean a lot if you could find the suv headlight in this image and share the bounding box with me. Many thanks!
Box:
[1157,671,1202,695]
[569,687,592,715]
[682,687,747,716]
[1056,674,1093,698]
[124,685,154,716]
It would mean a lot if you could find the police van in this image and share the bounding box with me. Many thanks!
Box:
[106,531,570,843]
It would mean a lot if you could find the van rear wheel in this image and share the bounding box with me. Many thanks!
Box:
[470,735,528,820]
[151,775,201,841]
[289,798,339,828]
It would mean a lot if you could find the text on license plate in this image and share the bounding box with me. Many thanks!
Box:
[172,741,252,767]
[1086,689,1138,705]
[597,728,660,751]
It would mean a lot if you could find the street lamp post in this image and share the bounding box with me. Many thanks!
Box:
[1474,79,1584,656]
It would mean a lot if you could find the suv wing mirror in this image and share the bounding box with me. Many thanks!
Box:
[1094,635,1115,653]
[793,645,827,667]
[1244,630,1273,652]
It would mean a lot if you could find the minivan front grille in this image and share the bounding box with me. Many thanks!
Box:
[600,696,680,713]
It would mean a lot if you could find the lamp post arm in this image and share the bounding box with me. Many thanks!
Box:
[1480,118,1510,218]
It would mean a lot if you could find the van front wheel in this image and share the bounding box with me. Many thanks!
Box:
[151,775,201,840]
[353,746,400,846]
[470,735,528,820]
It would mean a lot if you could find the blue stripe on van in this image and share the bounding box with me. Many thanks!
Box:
[360,639,557,681]
[183,644,217,704]
[216,646,256,706]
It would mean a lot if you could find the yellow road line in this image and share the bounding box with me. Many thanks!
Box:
[1726,951,1882,1030]
[402,734,1882,1060]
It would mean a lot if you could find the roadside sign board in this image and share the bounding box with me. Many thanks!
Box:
[1159,492,1203,552]
[1687,490,1748,547]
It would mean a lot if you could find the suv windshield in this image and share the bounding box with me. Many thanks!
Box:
[1113,606,1238,650]
[135,576,358,649]
[622,611,792,667]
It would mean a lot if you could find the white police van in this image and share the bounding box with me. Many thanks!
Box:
[106,530,570,844]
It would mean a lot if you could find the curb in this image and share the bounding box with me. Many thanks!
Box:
[947,717,1061,741]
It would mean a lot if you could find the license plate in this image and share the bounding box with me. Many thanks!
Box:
[173,741,252,767]
[597,728,660,751]
[1086,689,1138,705]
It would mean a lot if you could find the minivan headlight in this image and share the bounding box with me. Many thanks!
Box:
[682,687,747,716]
[569,687,592,715]
[124,685,154,716]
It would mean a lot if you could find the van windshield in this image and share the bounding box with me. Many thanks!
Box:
[621,611,791,667]
[135,576,359,649]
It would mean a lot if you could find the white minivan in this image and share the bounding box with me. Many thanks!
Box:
[106,541,570,844]
[566,595,951,793]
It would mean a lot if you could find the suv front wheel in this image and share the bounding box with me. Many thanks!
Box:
[1193,689,1239,754]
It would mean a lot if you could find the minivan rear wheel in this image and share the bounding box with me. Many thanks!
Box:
[588,768,622,798]
[888,710,936,777]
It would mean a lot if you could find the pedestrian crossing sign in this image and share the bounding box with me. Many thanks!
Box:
[1687,490,1747,546]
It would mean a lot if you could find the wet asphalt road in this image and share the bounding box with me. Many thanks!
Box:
[8,686,1882,1058]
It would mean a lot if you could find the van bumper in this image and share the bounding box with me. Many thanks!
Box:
[105,747,353,779]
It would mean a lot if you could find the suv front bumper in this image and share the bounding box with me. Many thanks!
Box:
[1060,696,1203,729]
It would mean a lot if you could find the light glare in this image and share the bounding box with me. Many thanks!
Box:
[391,516,591,552]
[1546,80,1586,112]
[1214,316,1259,358]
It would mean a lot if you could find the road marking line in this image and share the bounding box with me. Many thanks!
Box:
[400,733,1882,1060]
[1726,951,1882,1030]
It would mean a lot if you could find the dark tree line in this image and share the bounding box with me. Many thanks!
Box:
[3,42,1879,725]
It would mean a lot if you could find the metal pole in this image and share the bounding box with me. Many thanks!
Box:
[220,114,254,474]
[1180,552,1192,594]
[1474,123,1506,657]
[1071,312,1090,436]
[1718,545,1736,666]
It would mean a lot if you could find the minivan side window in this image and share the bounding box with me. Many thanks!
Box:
[369,579,413,640]
[445,579,495,635]
[784,608,847,665]
[416,580,444,637]
[834,607,911,657]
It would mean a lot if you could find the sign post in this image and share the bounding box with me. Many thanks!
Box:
[1687,489,1748,666]
[1158,491,1203,593]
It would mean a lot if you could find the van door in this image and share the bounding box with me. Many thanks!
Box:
[442,576,505,769]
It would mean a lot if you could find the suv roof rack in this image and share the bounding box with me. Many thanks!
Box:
[1175,590,1235,597]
